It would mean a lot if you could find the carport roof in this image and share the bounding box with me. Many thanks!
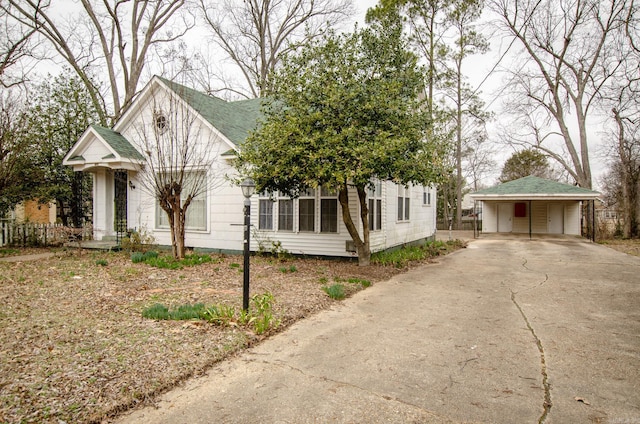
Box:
[470,176,600,201]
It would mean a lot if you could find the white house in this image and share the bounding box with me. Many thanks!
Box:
[63,76,438,257]
[470,176,600,238]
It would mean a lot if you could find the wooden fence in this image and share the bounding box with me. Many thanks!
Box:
[0,222,93,248]
[436,220,482,231]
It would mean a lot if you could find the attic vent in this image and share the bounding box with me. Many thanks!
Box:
[154,113,168,134]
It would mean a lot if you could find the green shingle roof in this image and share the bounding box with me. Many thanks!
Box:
[90,125,145,161]
[157,77,263,146]
[472,176,600,198]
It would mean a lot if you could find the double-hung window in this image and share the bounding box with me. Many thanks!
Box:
[397,185,410,221]
[156,170,207,231]
[320,186,338,233]
[258,192,274,230]
[423,187,431,206]
[298,188,315,232]
[368,181,382,231]
[278,192,293,231]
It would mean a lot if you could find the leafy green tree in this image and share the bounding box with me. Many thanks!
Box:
[28,70,98,226]
[499,149,552,183]
[238,17,448,265]
[0,90,40,216]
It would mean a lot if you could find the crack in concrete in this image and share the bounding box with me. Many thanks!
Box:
[510,290,552,424]
[521,257,550,290]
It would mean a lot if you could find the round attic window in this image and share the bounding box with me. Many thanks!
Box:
[154,113,168,134]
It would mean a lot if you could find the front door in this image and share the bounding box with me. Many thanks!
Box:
[548,203,564,234]
[498,203,513,233]
[114,170,128,235]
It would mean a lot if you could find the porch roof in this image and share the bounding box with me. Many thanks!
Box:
[470,176,600,201]
[62,125,144,172]
[90,125,145,161]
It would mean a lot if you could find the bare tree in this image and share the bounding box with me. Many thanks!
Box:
[2,0,194,124]
[0,6,38,88]
[463,131,497,190]
[490,0,630,189]
[445,0,489,228]
[200,0,354,99]
[134,87,222,259]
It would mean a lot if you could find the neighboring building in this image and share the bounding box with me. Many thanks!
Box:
[470,176,600,237]
[13,200,57,224]
[63,76,437,256]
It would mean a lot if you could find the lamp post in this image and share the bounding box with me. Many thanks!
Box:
[240,178,256,311]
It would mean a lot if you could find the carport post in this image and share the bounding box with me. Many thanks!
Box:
[592,199,596,242]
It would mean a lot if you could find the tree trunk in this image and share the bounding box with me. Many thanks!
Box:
[338,185,371,266]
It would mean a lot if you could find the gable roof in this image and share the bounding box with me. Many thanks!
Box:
[156,77,263,146]
[63,125,144,172]
[470,176,600,200]
[90,125,145,161]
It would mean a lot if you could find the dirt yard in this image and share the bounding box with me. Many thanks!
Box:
[0,246,445,424]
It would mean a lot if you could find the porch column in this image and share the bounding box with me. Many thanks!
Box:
[92,168,114,240]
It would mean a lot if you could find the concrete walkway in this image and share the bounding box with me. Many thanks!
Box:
[116,238,640,424]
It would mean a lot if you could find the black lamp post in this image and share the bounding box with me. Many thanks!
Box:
[240,178,256,311]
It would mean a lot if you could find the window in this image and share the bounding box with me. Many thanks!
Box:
[156,171,206,230]
[298,188,315,232]
[320,186,338,233]
[423,188,431,206]
[258,193,273,230]
[398,185,410,221]
[368,181,382,231]
[278,194,293,231]
[154,112,168,134]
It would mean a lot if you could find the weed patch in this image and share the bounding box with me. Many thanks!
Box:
[323,284,346,300]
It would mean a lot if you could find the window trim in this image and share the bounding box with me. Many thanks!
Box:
[320,186,338,233]
[277,193,293,232]
[258,195,274,230]
[397,185,411,222]
[155,170,207,231]
[368,181,383,231]
[298,188,316,232]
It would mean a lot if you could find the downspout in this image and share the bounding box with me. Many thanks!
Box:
[473,200,477,239]
[529,200,532,240]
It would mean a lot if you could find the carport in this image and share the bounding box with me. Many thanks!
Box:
[470,176,600,240]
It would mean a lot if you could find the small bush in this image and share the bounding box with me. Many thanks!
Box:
[120,226,156,252]
[131,252,145,263]
[95,259,108,267]
[323,284,346,300]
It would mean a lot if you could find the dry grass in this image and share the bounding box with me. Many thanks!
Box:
[0,247,434,424]
[598,238,640,257]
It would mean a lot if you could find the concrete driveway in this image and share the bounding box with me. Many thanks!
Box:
[117,238,640,424]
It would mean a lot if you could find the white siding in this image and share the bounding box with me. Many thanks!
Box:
[481,202,497,232]
[565,202,581,235]
[479,200,583,236]
[249,182,437,257]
